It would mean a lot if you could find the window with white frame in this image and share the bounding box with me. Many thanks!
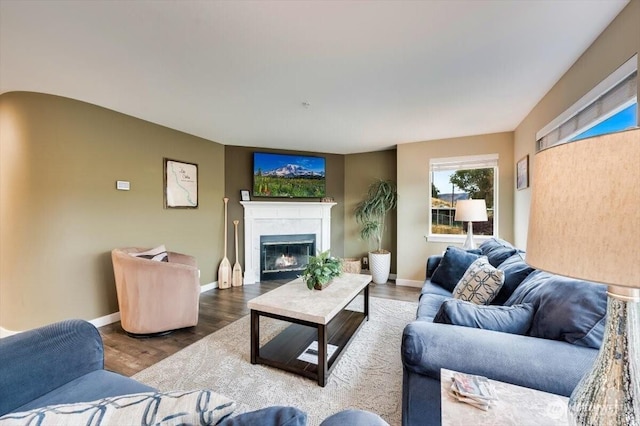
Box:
[428,154,498,241]
[537,55,638,151]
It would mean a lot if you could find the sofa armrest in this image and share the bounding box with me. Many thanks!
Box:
[401,321,598,397]
[426,255,443,279]
[0,320,104,416]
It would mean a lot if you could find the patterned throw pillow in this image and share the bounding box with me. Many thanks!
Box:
[0,390,235,426]
[130,245,169,262]
[452,256,505,305]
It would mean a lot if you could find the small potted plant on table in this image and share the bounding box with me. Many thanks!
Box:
[301,250,342,290]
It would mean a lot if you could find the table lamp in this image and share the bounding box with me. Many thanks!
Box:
[526,128,639,425]
[454,199,488,250]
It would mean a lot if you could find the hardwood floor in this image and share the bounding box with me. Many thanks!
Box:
[99,279,420,377]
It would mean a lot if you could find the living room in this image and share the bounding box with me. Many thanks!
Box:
[1,1,638,425]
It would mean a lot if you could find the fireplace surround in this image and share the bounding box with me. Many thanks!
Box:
[240,201,336,284]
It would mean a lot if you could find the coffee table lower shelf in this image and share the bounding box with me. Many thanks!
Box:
[251,308,367,386]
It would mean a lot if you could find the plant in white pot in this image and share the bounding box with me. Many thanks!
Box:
[354,179,397,284]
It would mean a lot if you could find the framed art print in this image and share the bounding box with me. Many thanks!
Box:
[517,155,529,190]
[164,158,198,208]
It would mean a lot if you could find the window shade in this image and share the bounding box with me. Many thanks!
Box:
[430,154,498,172]
[537,69,637,152]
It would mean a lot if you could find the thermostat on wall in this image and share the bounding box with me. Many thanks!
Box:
[116,180,130,191]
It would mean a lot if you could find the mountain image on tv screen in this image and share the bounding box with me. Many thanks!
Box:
[253,152,326,198]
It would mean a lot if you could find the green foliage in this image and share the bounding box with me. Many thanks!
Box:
[301,250,342,290]
[354,179,397,253]
[431,183,440,198]
[254,175,325,198]
[449,169,494,207]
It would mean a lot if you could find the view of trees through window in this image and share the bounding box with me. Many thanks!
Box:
[431,168,495,236]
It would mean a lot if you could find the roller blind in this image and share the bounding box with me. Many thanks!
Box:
[537,59,637,152]
[430,154,498,172]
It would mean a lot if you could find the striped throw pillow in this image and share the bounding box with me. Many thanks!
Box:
[130,245,169,262]
[0,390,235,426]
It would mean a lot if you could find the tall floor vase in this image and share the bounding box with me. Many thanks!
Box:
[369,251,391,284]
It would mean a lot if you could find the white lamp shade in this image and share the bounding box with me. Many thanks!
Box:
[454,199,488,222]
[526,128,640,289]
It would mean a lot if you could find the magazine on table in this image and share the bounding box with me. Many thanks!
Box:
[297,341,338,364]
[449,372,497,411]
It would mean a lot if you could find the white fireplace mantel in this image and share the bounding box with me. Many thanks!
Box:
[240,201,336,284]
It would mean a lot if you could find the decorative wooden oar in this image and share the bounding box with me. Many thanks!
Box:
[218,197,232,289]
[232,220,243,287]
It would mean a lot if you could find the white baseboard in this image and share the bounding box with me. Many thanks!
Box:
[200,281,217,292]
[89,312,121,329]
[395,278,423,288]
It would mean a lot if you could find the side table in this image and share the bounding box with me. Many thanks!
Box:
[441,368,569,425]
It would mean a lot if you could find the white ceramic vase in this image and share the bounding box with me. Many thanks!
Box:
[369,251,391,284]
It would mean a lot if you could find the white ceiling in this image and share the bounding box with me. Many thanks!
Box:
[0,0,628,154]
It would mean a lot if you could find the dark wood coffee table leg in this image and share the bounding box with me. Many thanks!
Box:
[250,310,259,364]
[318,323,328,386]
[364,284,370,321]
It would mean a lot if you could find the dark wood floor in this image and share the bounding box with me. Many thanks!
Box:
[99,280,420,377]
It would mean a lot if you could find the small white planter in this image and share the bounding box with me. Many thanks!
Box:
[369,251,391,284]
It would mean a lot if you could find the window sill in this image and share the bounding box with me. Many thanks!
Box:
[425,234,495,244]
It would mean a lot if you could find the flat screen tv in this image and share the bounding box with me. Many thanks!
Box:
[253,152,326,198]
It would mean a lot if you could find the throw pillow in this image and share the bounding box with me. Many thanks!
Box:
[452,257,505,305]
[505,270,607,349]
[430,246,481,292]
[491,253,534,305]
[130,245,169,262]
[434,299,535,335]
[0,390,235,426]
[478,238,518,267]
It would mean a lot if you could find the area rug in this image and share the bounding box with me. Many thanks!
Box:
[133,296,417,426]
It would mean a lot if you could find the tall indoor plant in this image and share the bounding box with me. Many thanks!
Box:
[354,179,397,284]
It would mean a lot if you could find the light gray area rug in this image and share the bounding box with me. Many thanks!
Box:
[133,296,417,426]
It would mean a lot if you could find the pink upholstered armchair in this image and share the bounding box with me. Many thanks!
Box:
[111,247,200,336]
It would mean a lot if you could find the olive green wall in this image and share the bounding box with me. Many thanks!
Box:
[396,132,514,285]
[513,0,640,248]
[0,92,226,331]
[224,146,346,264]
[343,150,397,273]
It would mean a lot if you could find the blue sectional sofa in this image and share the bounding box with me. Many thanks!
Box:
[0,319,387,425]
[401,238,607,426]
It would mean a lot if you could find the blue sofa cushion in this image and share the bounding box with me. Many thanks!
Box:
[430,247,481,292]
[320,409,389,426]
[434,299,534,335]
[417,293,451,321]
[506,270,607,349]
[0,319,105,416]
[492,253,534,305]
[479,238,518,267]
[220,406,307,426]
[12,370,156,413]
[452,257,505,305]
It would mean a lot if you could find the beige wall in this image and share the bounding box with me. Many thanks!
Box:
[396,132,514,284]
[0,92,226,331]
[224,145,346,262]
[344,150,397,272]
[513,0,640,248]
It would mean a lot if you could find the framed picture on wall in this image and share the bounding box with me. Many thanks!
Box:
[517,155,529,190]
[164,158,198,208]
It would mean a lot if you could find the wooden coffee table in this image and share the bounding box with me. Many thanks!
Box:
[248,273,372,386]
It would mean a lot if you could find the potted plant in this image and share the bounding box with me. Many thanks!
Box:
[354,179,397,284]
[301,250,342,290]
